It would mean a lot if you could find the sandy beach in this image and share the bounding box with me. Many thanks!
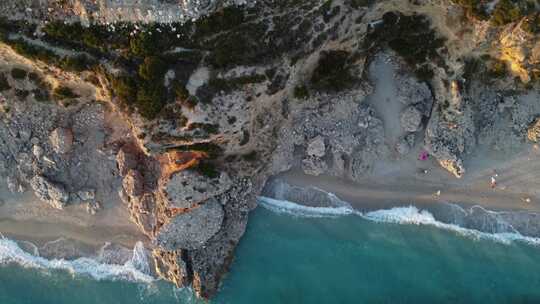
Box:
[277,141,540,214]
[0,180,148,258]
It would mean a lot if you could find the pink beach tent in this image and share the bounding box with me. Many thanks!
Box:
[419,151,429,161]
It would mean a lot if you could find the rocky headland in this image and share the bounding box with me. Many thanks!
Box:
[1,0,540,300]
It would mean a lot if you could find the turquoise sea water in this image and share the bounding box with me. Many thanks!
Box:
[2,206,540,304]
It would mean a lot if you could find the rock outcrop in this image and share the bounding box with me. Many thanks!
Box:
[161,170,232,209]
[528,117,540,142]
[30,175,69,209]
[156,199,224,251]
[49,128,74,154]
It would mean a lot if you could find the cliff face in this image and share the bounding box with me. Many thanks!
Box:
[1,0,540,300]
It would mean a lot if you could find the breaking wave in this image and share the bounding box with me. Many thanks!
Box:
[0,237,154,283]
[258,196,540,246]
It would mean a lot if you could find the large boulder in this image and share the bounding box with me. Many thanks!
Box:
[30,175,69,209]
[306,136,326,158]
[49,128,74,154]
[400,106,423,133]
[162,169,232,209]
[155,199,224,250]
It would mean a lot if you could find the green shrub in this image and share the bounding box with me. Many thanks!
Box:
[195,161,220,179]
[53,86,78,100]
[0,73,10,91]
[135,82,166,119]
[138,56,167,81]
[130,31,160,57]
[11,68,27,80]
[111,76,136,104]
[367,12,446,80]
[293,85,309,99]
[488,59,507,78]
[15,89,29,99]
[453,0,489,20]
[174,82,190,100]
[60,55,96,72]
[491,0,527,26]
[311,50,356,91]
[32,88,50,102]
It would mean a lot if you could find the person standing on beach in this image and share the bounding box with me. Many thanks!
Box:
[490,170,498,189]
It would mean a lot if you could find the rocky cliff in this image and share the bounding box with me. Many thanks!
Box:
[1,0,540,299]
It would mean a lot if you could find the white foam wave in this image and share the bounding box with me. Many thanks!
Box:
[258,196,356,218]
[0,238,154,283]
[362,206,540,246]
[258,197,540,246]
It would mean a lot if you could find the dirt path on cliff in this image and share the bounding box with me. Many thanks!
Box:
[278,142,540,213]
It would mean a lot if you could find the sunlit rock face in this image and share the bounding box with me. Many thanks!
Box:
[0,0,248,24]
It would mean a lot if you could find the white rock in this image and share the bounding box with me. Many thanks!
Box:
[49,128,74,154]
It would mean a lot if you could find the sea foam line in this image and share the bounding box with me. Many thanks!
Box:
[258,196,540,246]
[0,237,154,283]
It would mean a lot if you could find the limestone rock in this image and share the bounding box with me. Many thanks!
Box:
[156,199,224,250]
[77,189,95,201]
[30,175,69,209]
[153,249,190,287]
[162,169,232,209]
[306,136,326,158]
[400,106,423,133]
[301,156,328,176]
[6,176,25,193]
[527,117,540,142]
[86,201,102,215]
[49,128,73,154]
[32,145,43,159]
[122,170,144,198]
[116,148,139,176]
[439,158,465,179]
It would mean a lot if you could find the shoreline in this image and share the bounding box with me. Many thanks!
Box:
[275,161,540,214]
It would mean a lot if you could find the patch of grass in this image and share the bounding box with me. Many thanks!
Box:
[11,68,27,80]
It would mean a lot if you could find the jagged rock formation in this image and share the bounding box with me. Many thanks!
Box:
[2,0,540,300]
[30,175,69,209]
